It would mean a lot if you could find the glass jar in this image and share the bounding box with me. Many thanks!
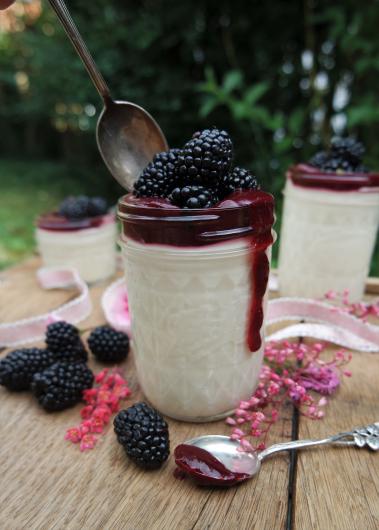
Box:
[36,214,117,283]
[118,192,275,422]
[278,166,379,301]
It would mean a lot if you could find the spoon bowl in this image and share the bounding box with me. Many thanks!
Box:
[185,435,260,478]
[176,422,379,486]
[96,101,168,190]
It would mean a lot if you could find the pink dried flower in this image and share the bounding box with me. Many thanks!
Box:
[80,434,97,452]
[95,369,109,383]
[324,290,379,320]
[80,405,94,419]
[227,338,353,450]
[299,364,340,395]
[65,368,132,452]
[65,428,81,443]
[83,388,98,404]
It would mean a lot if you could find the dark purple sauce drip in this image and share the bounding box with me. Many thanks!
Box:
[37,213,112,232]
[289,163,379,191]
[118,191,274,352]
[174,444,250,486]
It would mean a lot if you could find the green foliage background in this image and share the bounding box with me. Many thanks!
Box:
[0,0,378,272]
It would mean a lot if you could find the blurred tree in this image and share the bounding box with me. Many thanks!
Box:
[1,0,379,189]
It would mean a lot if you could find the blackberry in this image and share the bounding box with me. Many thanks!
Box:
[323,157,355,173]
[309,137,368,173]
[87,197,108,217]
[219,167,259,197]
[169,185,217,208]
[45,321,87,362]
[133,149,181,198]
[175,128,233,187]
[355,164,369,173]
[114,402,170,469]
[58,195,90,219]
[331,137,365,165]
[88,326,129,363]
[309,151,328,170]
[0,348,54,391]
[32,361,94,411]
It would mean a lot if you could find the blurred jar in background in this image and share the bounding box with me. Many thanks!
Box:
[278,163,379,301]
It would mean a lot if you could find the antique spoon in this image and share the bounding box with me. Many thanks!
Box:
[48,0,168,190]
[174,422,379,486]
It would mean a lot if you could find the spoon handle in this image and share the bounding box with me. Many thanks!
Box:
[258,422,379,461]
[48,0,111,102]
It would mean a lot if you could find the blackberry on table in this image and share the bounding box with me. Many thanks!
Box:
[133,149,181,198]
[0,348,54,391]
[88,326,129,363]
[58,195,90,219]
[45,321,87,362]
[169,185,217,209]
[175,128,233,187]
[32,361,94,411]
[219,167,259,197]
[114,402,170,469]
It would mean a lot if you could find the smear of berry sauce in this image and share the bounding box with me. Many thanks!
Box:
[174,444,250,486]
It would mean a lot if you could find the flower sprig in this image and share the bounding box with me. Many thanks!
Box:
[226,340,352,452]
[65,368,132,451]
[325,289,379,320]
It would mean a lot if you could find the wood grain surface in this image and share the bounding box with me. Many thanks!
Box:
[1,258,378,529]
[0,258,292,530]
[294,345,379,530]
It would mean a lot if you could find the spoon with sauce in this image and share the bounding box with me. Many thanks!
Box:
[48,0,168,190]
[174,422,379,486]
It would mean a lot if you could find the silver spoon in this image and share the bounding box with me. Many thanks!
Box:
[174,422,379,486]
[48,0,168,190]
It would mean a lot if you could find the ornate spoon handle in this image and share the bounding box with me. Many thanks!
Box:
[258,422,379,462]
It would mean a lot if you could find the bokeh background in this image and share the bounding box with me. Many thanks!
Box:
[0,0,378,273]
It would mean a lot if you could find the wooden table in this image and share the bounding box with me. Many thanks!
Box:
[0,258,378,530]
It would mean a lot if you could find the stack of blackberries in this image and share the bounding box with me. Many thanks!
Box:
[0,322,130,411]
[133,127,259,208]
[309,137,368,173]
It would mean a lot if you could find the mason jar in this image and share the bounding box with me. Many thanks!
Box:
[118,192,275,422]
[278,165,379,301]
[36,213,117,283]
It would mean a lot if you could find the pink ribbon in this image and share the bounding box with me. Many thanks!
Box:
[1,269,378,353]
[0,267,92,348]
[101,278,131,335]
[266,298,379,352]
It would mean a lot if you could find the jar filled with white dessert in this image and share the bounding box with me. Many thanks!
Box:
[36,195,117,283]
[118,127,275,422]
[278,137,379,301]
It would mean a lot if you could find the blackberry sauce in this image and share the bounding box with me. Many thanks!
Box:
[288,163,379,191]
[37,213,114,232]
[174,444,250,486]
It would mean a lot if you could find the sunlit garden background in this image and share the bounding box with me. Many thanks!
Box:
[0,0,378,273]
